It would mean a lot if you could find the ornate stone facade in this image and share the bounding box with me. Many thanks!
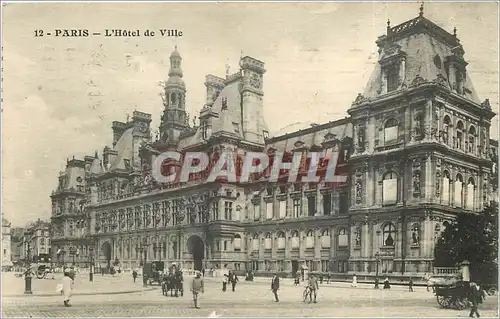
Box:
[50,10,497,278]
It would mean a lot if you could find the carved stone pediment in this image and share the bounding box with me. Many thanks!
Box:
[294,140,305,149]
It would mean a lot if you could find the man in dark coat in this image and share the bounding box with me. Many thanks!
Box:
[469,282,486,318]
[271,274,280,302]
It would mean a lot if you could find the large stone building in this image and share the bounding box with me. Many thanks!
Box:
[50,9,497,277]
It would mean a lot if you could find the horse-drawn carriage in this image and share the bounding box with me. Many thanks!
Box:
[161,263,184,297]
[143,261,165,285]
[435,280,471,310]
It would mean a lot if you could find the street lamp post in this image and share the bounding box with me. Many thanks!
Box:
[69,246,77,266]
[24,243,33,294]
[89,239,95,282]
[142,238,150,287]
[375,251,380,289]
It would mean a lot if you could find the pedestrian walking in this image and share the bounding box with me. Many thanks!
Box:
[190,271,204,309]
[222,273,228,292]
[271,274,280,302]
[307,274,319,303]
[351,274,358,287]
[469,282,486,318]
[374,277,380,289]
[61,268,74,307]
[383,277,391,289]
[231,273,239,292]
[202,268,205,277]
[408,277,414,292]
[132,269,137,283]
[294,271,300,286]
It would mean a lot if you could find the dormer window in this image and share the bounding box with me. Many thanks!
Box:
[387,66,400,92]
[294,140,305,149]
[201,121,211,140]
[263,130,269,139]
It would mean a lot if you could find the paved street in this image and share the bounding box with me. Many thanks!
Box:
[1,272,153,296]
[2,276,498,317]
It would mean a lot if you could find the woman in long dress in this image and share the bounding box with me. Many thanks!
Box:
[351,274,358,287]
[61,268,74,307]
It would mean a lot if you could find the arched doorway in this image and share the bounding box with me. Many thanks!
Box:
[101,242,112,269]
[186,235,204,271]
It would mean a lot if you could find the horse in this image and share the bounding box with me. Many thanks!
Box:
[162,272,184,297]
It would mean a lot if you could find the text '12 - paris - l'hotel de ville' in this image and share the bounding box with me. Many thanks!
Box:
[50,9,498,279]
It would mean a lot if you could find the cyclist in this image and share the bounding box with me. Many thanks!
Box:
[307,274,319,303]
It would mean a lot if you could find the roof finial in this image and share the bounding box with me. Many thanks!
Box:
[175,45,178,51]
[453,27,457,37]
[240,49,243,59]
[225,59,230,78]
[419,1,424,17]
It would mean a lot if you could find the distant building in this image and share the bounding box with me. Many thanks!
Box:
[2,216,12,269]
[10,227,25,263]
[22,219,51,263]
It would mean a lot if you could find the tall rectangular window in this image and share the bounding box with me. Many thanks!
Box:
[224,201,233,220]
[307,196,316,216]
[293,199,301,218]
[387,67,399,92]
[323,193,332,215]
[212,201,219,220]
[339,192,349,214]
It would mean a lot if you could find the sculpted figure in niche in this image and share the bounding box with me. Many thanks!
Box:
[357,126,365,146]
[355,179,362,202]
[411,225,420,245]
[354,228,361,246]
[413,171,421,194]
[415,116,423,138]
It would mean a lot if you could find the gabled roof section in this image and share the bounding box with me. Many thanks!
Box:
[109,127,134,170]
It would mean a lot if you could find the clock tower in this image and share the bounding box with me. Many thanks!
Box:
[159,46,190,147]
[240,56,269,145]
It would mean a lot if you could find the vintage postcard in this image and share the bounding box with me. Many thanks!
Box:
[1,1,499,318]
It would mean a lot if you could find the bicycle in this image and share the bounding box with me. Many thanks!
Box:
[303,286,312,302]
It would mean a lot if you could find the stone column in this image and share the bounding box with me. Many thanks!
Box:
[316,188,321,216]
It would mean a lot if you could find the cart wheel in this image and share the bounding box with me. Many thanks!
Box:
[487,287,497,296]
[436,295,449,308]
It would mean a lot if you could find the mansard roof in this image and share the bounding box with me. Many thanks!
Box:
[356,11,481,107]
[265,118,352,152]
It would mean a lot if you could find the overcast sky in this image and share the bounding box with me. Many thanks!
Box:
[2,2,498,227]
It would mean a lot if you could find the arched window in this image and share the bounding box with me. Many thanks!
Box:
[233,234,242,251]
[384,118,399,143]
[454,174,464,207]
[264,232,272,250]
[443,116,451,145]
[382,171,398,205]
[338,228,348,247]
[456,121,464,150]
[306,230,314,249]
[252,234,259,251]
[383,223,396,247]
[411,223,420,245]
[291,230,300,249]
[277,232,286,250]
[468,126,476,153]
[321,229,330,248]
[442,171,451,205]
[466,177,475,210]
[353,227,361,247]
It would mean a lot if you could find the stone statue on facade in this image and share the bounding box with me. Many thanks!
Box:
[355,179,362,203]
[413,171,421,195]
[354,228,361,246]
[411,227,420,245]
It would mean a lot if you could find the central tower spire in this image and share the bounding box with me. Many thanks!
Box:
[159,47,190,147]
